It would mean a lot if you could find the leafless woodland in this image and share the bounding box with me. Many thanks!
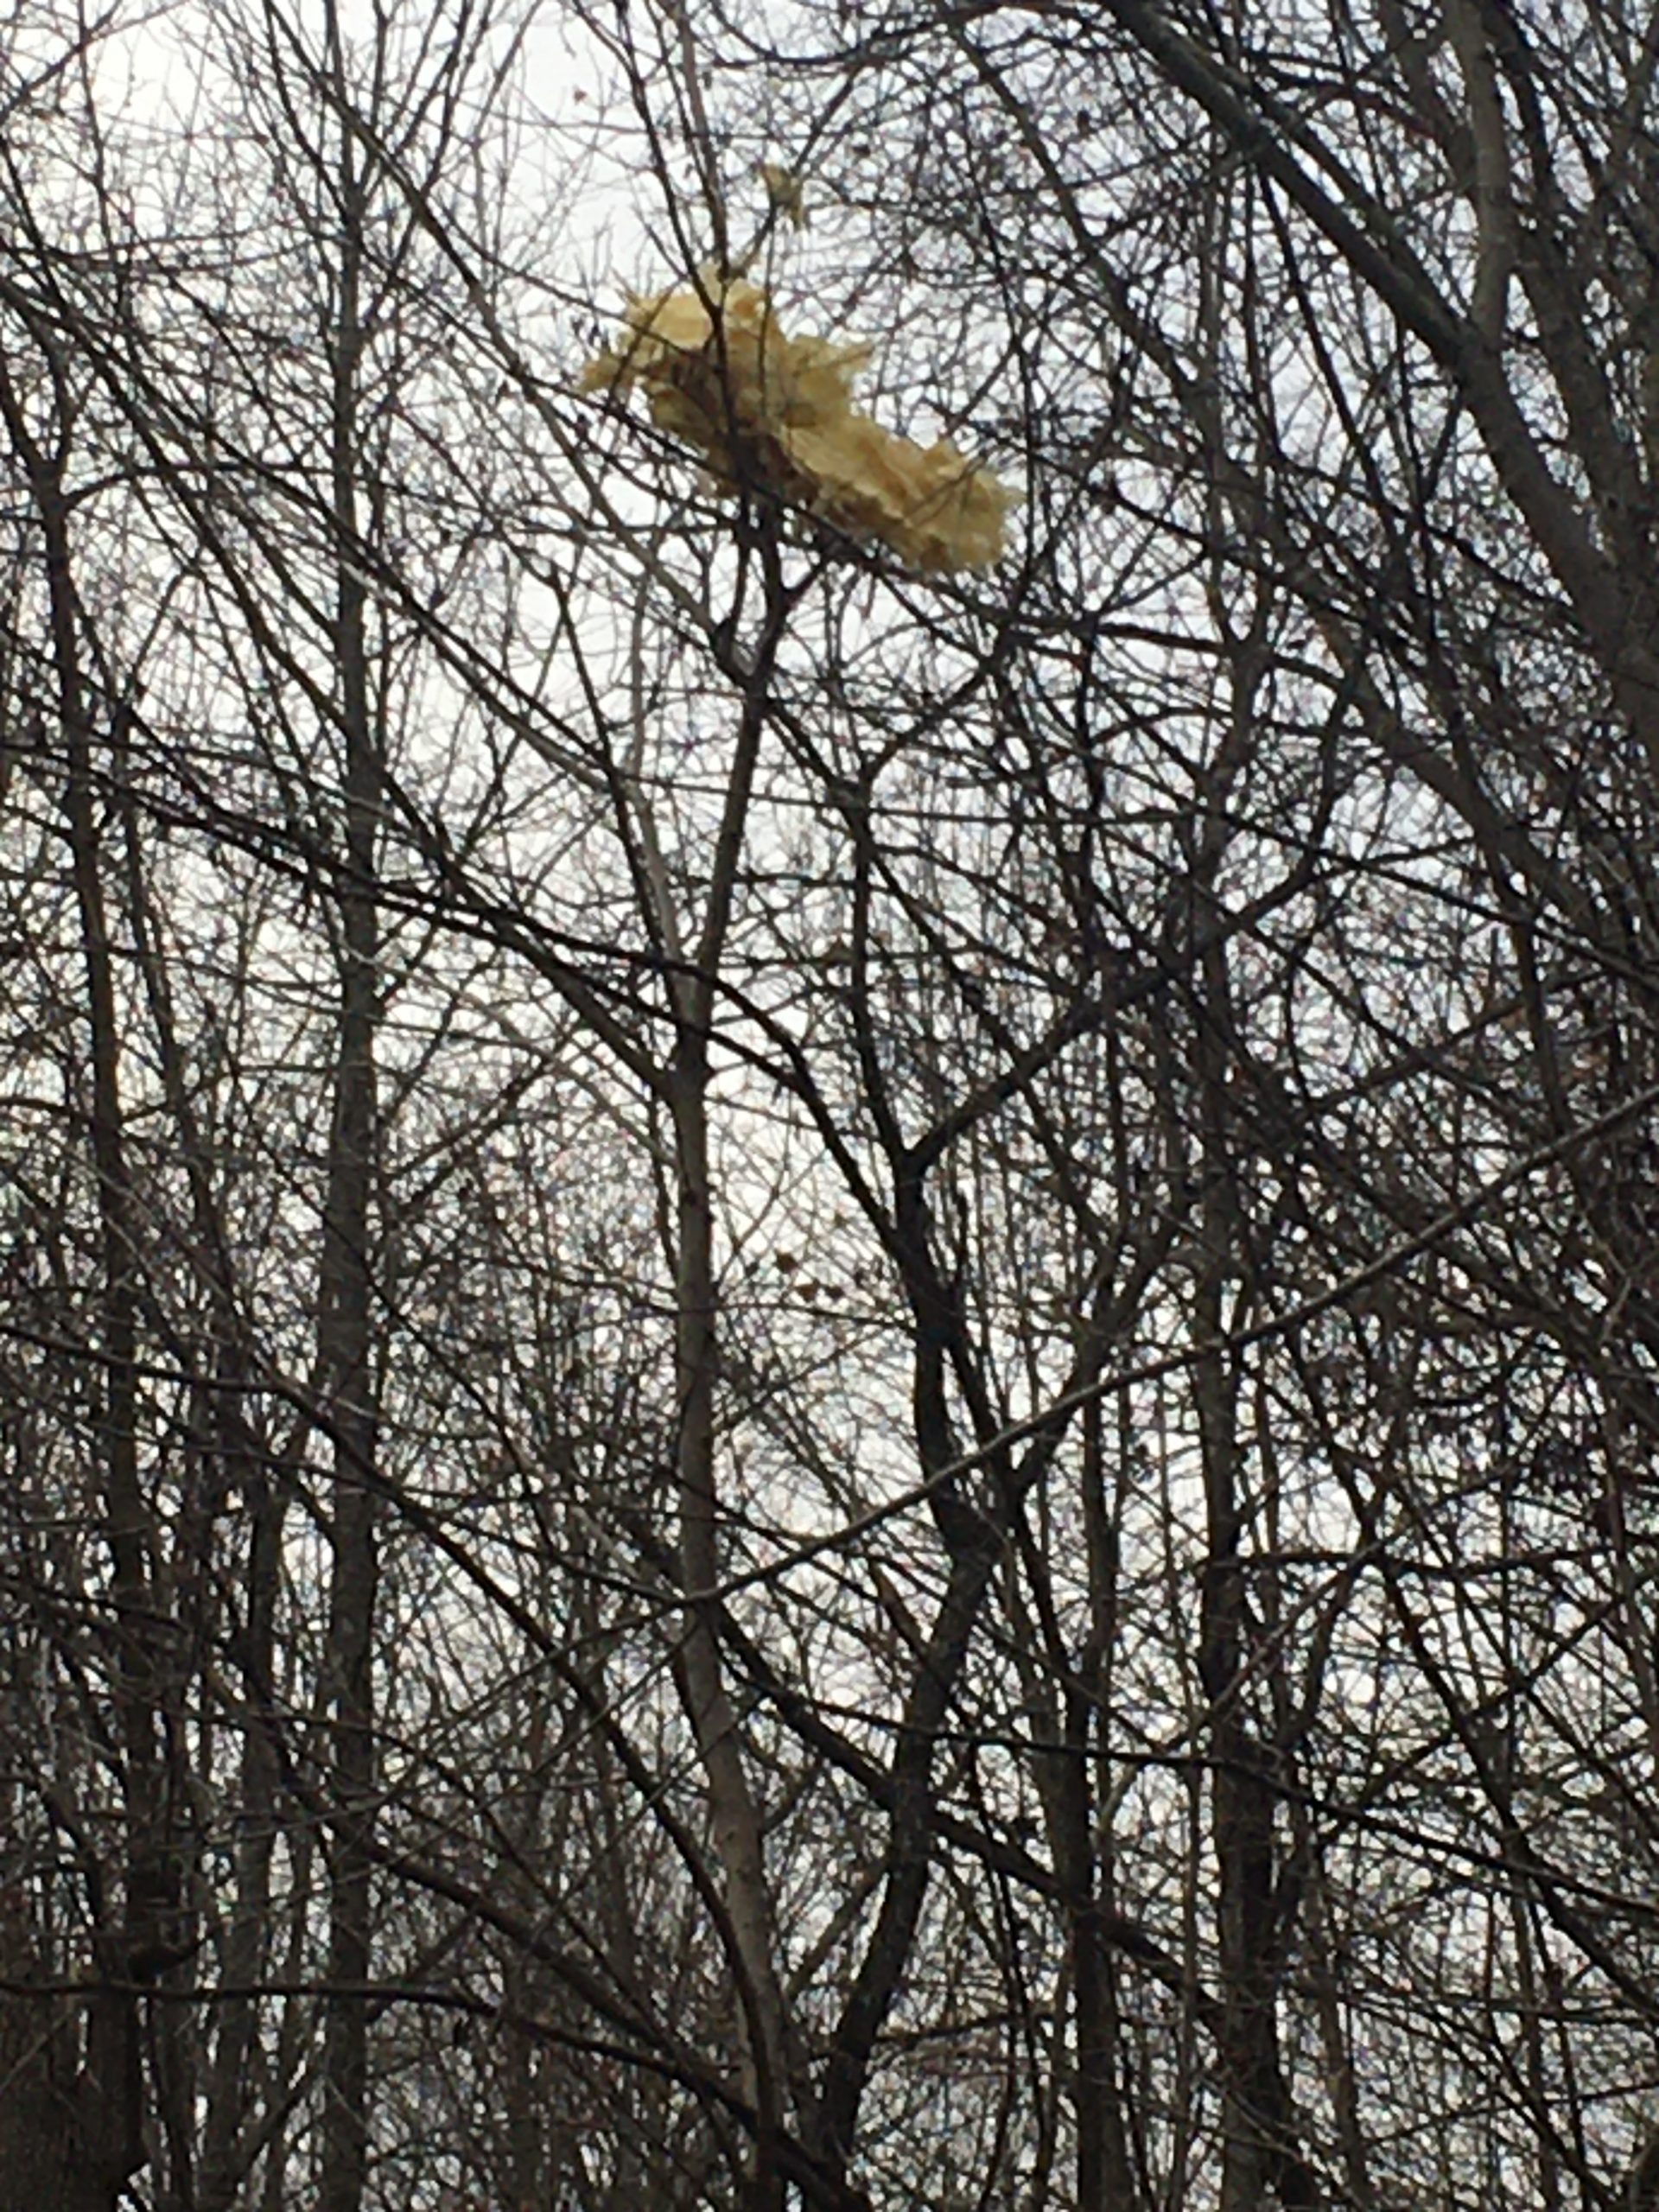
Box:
[3,0,1659,2205]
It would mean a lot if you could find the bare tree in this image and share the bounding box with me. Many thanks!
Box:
[6,0,1659,2206]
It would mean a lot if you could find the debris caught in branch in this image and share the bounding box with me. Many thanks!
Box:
[582,274,1012,574]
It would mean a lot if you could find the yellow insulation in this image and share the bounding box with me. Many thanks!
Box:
[582,276,1011,575]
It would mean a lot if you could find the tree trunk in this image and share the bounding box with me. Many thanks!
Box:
[0,349,177,2211]
[0,1896,143,2212]
[315,75,383,2212]
[670,1052,792,2209]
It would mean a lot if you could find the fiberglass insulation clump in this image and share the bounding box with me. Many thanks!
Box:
[582,276,1011,575]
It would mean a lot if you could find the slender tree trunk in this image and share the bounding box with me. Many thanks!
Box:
[118,704,287,2212]
[669,1050,792,2211]
[315,93,383,2212]
[639,534,799,2208]
[199,1433,287,2212]
[0,352,175,2212]
[1191,951,1319,2212]
[1070,1390,1135,2212]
